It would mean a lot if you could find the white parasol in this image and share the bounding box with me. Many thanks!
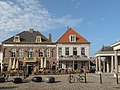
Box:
[12,58,16,69]
[8,58,12,71]
[16,59,19,69]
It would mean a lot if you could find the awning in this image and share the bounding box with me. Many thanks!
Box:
[24,60,37,63]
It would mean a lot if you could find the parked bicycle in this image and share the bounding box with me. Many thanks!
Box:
[68,72,85,83]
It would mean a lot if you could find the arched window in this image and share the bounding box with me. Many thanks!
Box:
[39,48,43,57]
[11,49,16,57]
[28,48,34,58]
[18,48,23,57]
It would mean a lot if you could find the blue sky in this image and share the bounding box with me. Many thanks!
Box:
[0,0,120,56]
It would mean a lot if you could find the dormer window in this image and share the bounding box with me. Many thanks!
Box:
[14,36,20,42]
[36,36,42,42]
[69,35,76,42]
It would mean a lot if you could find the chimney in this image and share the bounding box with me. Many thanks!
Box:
[49,33,52,42]
[29,28,34,33]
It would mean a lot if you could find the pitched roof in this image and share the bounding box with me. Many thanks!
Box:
[98,46,113,52]
[56,28,90,43]
[2,29,51,43]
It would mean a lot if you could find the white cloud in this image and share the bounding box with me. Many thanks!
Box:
[0,0,83,42]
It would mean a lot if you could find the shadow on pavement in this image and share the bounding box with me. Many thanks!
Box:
[0,86,17,89]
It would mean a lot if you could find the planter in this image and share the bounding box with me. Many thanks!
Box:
[0,77,5,83]
[32,76,42,82]
[44,76,55,83]
[12,77,22,84]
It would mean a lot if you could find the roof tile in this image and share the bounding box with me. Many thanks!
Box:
[57,28,89,43]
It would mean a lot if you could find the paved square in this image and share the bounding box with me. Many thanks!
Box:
[0,73,120,90]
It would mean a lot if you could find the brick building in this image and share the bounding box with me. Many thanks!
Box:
[2,28,56,74]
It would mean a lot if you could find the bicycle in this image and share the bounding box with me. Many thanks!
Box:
[68,73,75,83]
[75,74,85,83]
[68,73,85,83]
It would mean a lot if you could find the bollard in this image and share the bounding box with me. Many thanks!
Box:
[116,73,119,84]
[100,73,102,84]
[69,71,71,83]
[84,72,87,83]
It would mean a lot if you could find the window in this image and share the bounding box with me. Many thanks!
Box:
[81,47,85,55]
[39,48,43,57]
[19,61,23,70]
[59,61,62,68]
[65,47,69,55]
[14,36,20,42]
[45,49,50,57]
[36,36,42,42]
[69,35,76,42]
[66,62,70,68]
[58,47,62,56]
[11,49,16,57]
[18,48,23,57]
[28,48,34,58]
[81,61,85,68]
[73,47,77,55]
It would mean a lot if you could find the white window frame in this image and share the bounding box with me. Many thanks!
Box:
[11,49,16,57]
[45,49,50,57]
[18,48,23,57]
[81,47,85,55]
[69,35,76,42]
[58,47,62,56]
[39,48,43,57]
[73,47,77,55]
[59,61,62,68]
[19,61,23,70]
[65,47,69,56]
[28,48,34,58]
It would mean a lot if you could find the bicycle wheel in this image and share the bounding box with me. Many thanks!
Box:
[68,76,75,83]
[79,76,85,83]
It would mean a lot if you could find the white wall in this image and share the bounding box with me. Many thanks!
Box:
[113,45,120,50]
[57,43,90,58]
[0,52,3,63]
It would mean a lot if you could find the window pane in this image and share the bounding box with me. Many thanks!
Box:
[28,48,34,58]
[18,49,23,57]
[11,49,16,57]
[39,48,43,57]
[59,61,62,68]
[58,47,62,56]
[69,35,76,42]
[73,47,77,55]
[45,49,50,57]
[65,47,69,55]
[81,47,85,55]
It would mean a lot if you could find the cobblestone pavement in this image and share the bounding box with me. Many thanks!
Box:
[0,73,120,90]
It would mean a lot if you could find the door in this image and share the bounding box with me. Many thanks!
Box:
[28,64,34,74]
[74,61,77,70]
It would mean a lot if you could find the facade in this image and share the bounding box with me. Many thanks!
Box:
[2,28,56,74]
[95,41,120,73]
[56,28,90,70]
